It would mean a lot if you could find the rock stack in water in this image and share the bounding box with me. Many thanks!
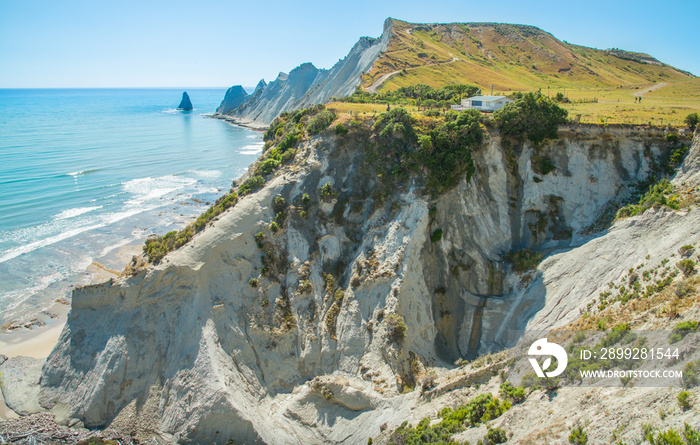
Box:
[177,91,193,111]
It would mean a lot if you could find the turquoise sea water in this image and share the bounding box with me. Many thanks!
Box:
[0,88,261,325]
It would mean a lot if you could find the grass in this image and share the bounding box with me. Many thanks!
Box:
[360,19,699,126]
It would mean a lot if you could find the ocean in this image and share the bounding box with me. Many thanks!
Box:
[0,88,261,327]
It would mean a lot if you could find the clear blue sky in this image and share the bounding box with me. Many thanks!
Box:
[1,0,697,88]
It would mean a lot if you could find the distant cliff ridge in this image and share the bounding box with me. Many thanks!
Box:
[216,18,393,127]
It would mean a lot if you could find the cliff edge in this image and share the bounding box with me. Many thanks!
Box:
[3,115,696,443]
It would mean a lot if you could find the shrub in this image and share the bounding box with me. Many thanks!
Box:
[685,112,699,130]
[670,320,699,343]
[431,228,443,243]
[679,244,695,257]
[239,175,265,196]
[254,231,265,248]
[334,288,345,302]
[505,249,544,273]
[320,182,336,201]
[249,278,258,288]
[269,221,279,233]
[418,108,482,191]
[499,382,526,403]
[531,154,555,175]
[301,192,311,206]
[325,302,341,340]
[387,392,510,445]
[678,390,693,410]
[334,123,348,135]
[616,178,679,219]
[386,313,407,343]
[272,194,286,212]
[644,423,700,445]
[683,360,700,388]
[677,259,696,277]
[494,91,568,144]
[256,157,281,176]
[569,425,588,444]
[277,131,300,152]
[485,427,508,444]
[307,109,336,135]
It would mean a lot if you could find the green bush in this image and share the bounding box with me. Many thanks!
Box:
[683,360,700,388]
[505,249,544,273]
[569,425,588,444]
[239,175,265,196]
[272,194,286,211]
[644,423,700,445]
[499,382,526,403]
[269,221,279,233]
[670,320,699,343]
[616,178,679,219]
[418,108,482,191]
[531,154,555,175]
[678,390,693,410]
[334,123,348,135]
[485,427,508,444]
[256,157,281,176]
[430,228,443,243]
[386,313,407,343]
[685,112,699,131]
[494,91,568,144]
[388,392,510,445]
[677,259,696,277]
[249,278,258,288]
[320,182,337,200]
[254,231,265,247]
[307,109,336,135]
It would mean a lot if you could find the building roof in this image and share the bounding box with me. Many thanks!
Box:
[467,95,511,101]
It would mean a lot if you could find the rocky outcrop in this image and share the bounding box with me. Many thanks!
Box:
[216,19,393,127]
[19,126,697,443]
[177,92,193,111]
[216,86,249,115]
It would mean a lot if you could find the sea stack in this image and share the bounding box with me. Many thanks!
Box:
[177,91,193,111]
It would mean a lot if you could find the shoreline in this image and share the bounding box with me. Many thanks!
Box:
[209,113,267,132]
[0,242,143,360]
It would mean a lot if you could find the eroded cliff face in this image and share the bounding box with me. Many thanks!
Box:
[34,127,696,443]
[217,20,393,127]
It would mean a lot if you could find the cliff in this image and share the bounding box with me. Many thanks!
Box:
[216,19,393,127]
[3,117,697,443]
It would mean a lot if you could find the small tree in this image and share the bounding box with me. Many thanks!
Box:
[685,112,699,131]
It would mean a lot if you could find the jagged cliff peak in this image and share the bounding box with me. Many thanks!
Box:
[216,85,249,115]
[215,20,392,127]
[253,79,267,93]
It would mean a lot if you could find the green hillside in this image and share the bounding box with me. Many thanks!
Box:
[353,19,699,125]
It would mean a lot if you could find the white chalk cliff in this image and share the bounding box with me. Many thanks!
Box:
[2,126,694,443]
[216,19,393,127]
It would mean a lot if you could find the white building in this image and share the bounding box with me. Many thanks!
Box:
[451,95,514,112]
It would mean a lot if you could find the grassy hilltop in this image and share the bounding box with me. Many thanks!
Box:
[339,19,700,126]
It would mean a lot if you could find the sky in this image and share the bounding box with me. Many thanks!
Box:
[1,0,698,88]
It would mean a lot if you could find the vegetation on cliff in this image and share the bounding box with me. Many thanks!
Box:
[340,83,480,109]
